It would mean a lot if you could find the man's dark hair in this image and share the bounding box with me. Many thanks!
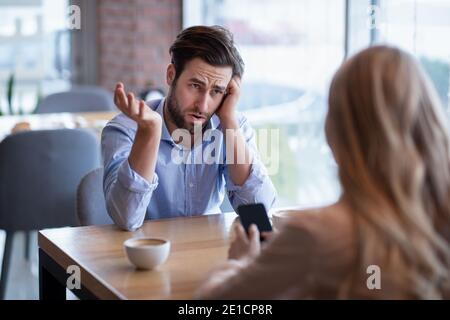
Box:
[169,25,244,81]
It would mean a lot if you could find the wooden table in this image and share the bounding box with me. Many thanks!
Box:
[38,212,237,300]
[0,111,118,141]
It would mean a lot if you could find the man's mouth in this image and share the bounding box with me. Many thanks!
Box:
[187,113,206,121]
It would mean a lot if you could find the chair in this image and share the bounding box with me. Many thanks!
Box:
[35,86,115,114]
[0,128,101,299]
[76,168,113,226]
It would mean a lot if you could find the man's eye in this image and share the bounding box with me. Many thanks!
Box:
[190,83,200,89]
[212,90,223,96]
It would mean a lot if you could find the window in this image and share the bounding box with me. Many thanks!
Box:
[184,0,450,208]
[184,0,345,207]
[367,0,450,111]
[0,0,71,114]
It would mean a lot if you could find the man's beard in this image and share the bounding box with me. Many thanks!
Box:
[165,85,212,134]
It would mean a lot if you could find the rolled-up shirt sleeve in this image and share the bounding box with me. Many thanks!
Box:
[223,116,277,211]
[101,118,158,231]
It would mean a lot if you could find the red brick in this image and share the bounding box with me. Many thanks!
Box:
[97,0,181,92]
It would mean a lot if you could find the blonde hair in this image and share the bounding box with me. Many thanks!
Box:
[326,45,450,298]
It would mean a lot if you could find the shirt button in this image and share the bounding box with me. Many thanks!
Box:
[189,183,194,188]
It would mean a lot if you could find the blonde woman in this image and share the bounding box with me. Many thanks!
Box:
[196,46,450,299]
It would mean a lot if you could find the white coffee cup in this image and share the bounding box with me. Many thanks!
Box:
[124,237,170,270]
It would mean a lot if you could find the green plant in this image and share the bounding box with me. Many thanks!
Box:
[33,83,43,114]
[7,73,15,115]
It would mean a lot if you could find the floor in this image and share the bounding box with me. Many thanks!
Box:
[0,231,77,300]
[0,231,39,299]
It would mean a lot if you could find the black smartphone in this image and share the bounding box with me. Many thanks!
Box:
[236,203,273,241]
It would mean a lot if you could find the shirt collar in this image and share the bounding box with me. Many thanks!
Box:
[154,98,173,142]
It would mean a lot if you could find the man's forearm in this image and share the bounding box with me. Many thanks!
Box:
[128,126,161,182]
[222,118,253,186]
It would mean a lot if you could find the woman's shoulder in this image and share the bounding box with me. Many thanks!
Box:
[276,202,354,242]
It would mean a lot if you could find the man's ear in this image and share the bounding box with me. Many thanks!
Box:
[166,64,176,86]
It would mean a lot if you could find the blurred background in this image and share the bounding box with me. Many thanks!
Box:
[0,0,449,299]
[2,0,449,208]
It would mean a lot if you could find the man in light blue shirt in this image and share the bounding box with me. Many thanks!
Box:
[102,26,276,231]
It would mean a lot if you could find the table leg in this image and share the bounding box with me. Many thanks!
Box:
[38,248,98,300]
[39,249,66,300]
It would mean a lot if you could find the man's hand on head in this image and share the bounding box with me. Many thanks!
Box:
[216,76,241,127]
[114,82,162,133]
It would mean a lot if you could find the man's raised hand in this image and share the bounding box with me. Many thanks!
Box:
[114,82,162,131]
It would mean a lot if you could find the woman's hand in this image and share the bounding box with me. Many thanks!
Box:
[228,223,261,261]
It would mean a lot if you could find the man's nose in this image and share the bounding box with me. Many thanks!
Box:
[196,93,209,114]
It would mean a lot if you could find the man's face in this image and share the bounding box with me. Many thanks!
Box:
[166,58,233,133]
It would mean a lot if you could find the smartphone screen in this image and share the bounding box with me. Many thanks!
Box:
[236,203,273,241]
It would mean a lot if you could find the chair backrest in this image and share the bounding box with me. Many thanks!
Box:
[76,167,112,226]
[36,86,115,113]
[0,129,101,231]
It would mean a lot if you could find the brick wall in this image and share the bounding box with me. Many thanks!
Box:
[97,0,182,95]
